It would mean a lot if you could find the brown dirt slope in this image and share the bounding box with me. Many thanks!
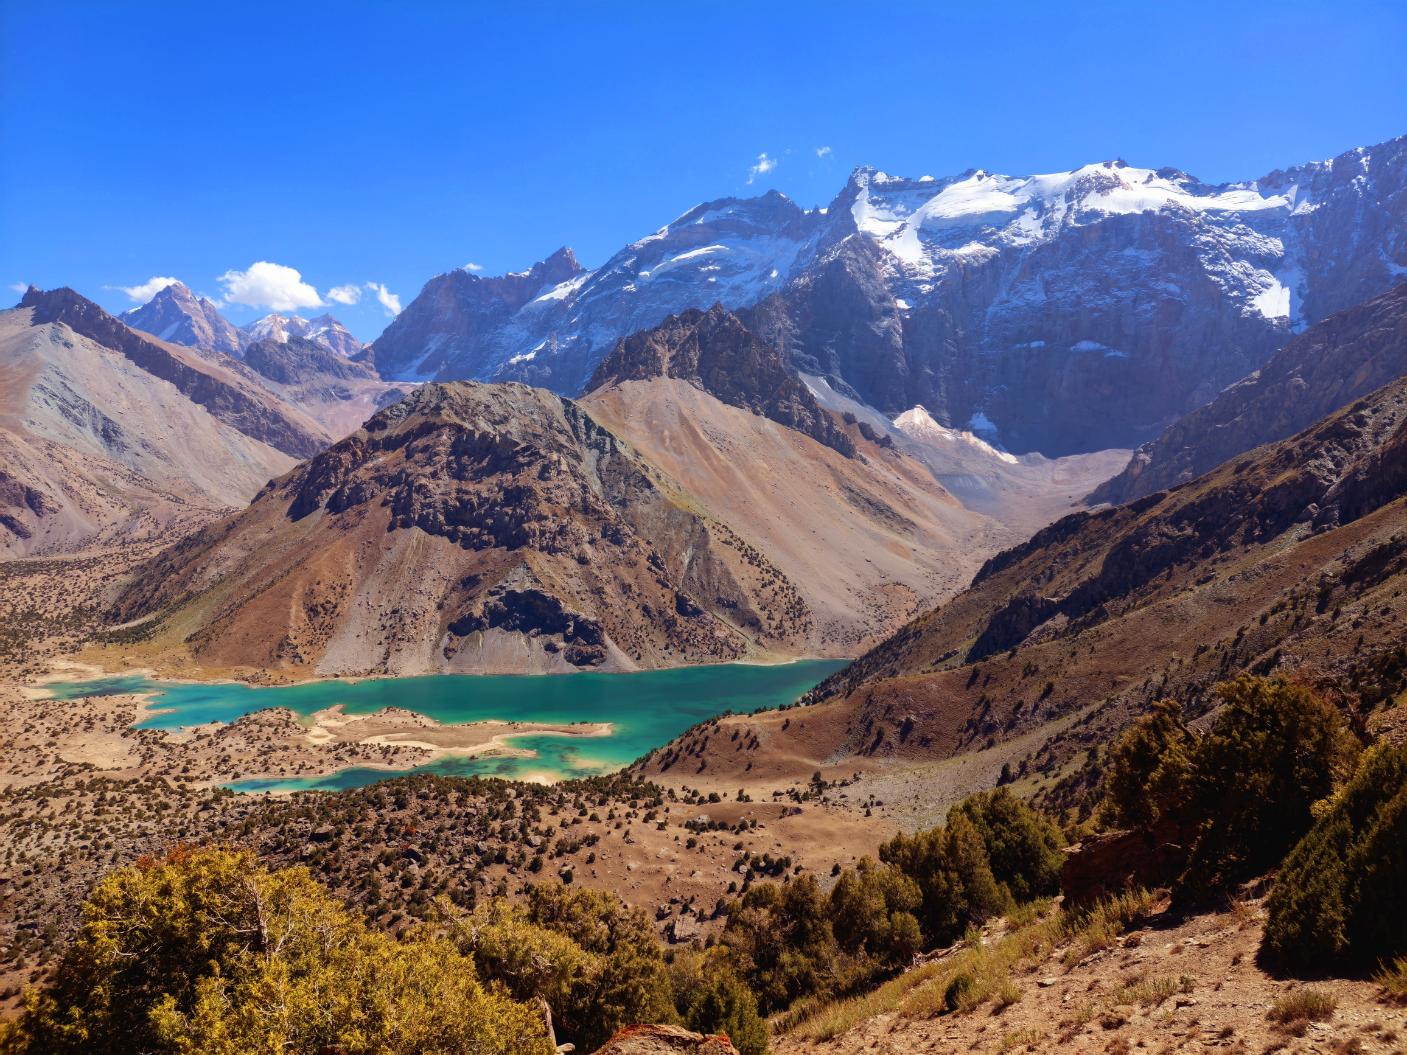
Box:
[0,303,300,556]
[583,377,1006,657]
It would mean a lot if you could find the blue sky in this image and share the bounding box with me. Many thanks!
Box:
[2,1,1404,341]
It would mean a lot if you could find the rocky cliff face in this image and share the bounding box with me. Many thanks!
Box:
[242,335,380,387]
[111,381,802,676]
[586,304,855,457]
[120,281,242,358]
[1091,282,1407,504]
[371,135,1407,456]
[364,248,586,381]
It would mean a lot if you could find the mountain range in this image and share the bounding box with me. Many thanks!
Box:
[0,288,403,556]
[108,307,1016,676]
[121,281,363,360]
[369,135,1407,456]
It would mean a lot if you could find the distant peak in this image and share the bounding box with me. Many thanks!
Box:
[544,246,581,270]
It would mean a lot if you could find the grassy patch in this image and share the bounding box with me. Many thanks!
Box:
[1376,956,1407,1000]
[1268,987,1337,1026]
[996,1027,1045,1052]
[1108,973,1194,1008]
[781,890,1160,1042]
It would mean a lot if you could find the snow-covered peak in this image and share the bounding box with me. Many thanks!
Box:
[894,405,1018,464]
[845,158,1301,274]
[240,312,362,357]
[242,313,303,344]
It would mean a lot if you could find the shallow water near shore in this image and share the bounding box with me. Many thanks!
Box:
[42,660,846,791]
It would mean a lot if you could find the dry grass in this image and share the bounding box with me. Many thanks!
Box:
[1107,972,1195,1008]
[996,1027,1045,1052]
[783,890,1160,1042]
[1375,956,1407,1000]
[1268,987,1337,1026]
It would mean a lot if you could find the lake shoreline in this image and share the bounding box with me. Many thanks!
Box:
[35,658,848,792]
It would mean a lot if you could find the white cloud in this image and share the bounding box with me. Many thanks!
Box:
[112,276,181,302]
[218,261,323,311]
[747,152,777,184]
[464,262,484,272]
[326,284,362,306]
[816,145,832,158]
[9,282,29,294]
[365,282,401,316]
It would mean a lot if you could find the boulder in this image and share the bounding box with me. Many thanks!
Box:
[590,1024,740,1054]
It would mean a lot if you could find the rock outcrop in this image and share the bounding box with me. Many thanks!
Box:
[591,1025,740,1055]
[586,304,855,457]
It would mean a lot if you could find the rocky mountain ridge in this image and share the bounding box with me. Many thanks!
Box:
[0,296,302,555]
[240,312,362,358]
[120,281,242,358]
[110,381,810,675]
[635,361,1407,797]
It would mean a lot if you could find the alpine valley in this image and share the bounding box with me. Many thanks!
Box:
[4,126,1407,1055]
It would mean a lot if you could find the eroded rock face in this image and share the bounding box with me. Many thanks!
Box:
[1092,281,1407,504]
[586,304,855,457]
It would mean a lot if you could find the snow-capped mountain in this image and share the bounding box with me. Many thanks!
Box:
[369,195,818,390]
[239,313,362,358]
[120,281,242,358]
[375,133,1407,455]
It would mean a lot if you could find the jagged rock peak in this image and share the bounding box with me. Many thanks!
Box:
[586,304,856,457]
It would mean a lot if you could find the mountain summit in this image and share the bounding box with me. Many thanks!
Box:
[586,304,855,457]
[120,281,242,358]
[240,313,362,358]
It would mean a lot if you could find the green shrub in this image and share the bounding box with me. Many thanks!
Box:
[1099,699,1195,829]
[950,787,1066,902]
[673,953,769,1055]
[518,884,677,1051]
[1262,742,1407,972]
[1094,677,1358,900]
[880,812,1007,946]
[4,847,550,1055]
[1182,676,1357,895]
[721,875,838,1015]
[828,859,923,972]
[942,970,976,1013]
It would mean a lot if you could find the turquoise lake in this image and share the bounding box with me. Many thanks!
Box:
[42,660,846,793]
